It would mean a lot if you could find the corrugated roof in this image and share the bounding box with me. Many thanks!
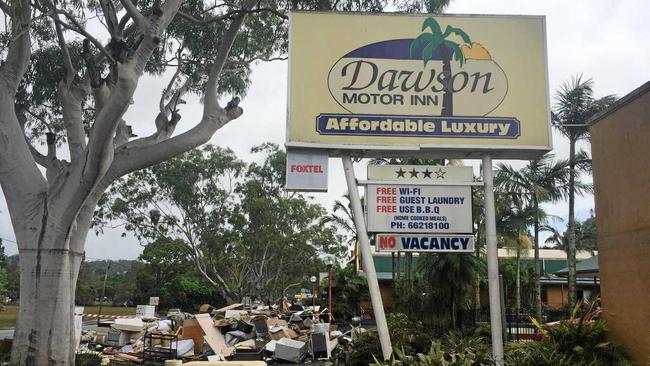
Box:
[555,255,599,276]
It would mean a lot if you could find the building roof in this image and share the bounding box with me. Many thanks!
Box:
[555,255,599,277]
[589,80,650,126]
[497,248,595,260]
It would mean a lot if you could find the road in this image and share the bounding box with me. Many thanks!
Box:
[0,320,98,339]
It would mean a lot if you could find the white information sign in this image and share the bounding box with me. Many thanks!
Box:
[285,148,328,192]
[366,184,472,233]
[376,233,474,253]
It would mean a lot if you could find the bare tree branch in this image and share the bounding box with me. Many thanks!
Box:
[31,1,116,64]
[0,0,10,15]
[55,13,115,63]
[53,14,75,84]
[58,80,89,162]
[0,0,31,92]
[178,6,287,25]
[118,0,146,30]
[98,0,119,36]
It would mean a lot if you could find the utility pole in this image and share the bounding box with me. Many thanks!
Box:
[483,155,504,363]
[97,262,110,325]
[342,156,392,361]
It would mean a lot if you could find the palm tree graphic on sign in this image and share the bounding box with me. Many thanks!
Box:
[410,17,472,117]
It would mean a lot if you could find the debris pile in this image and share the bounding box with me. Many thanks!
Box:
[79,301,349,364]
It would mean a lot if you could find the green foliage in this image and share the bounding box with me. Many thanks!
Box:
[98,143,344,303]
[74,352,102,366]
[335,313,492,366]
[330,264,369,321]
[545,214,598,253]
[0,268,8,300]
[410,17,471,67]
[333,330,383,366]
[370,334,493,366]
[387,313,434,355]
[505,301,634,366]
[416,253,486,328]
[10,0,450,147]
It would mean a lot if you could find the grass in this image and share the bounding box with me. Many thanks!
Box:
[0,306,18,329]
[0,305,137,329]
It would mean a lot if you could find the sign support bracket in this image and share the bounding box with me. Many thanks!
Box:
[341,155,393,361]
[482,154,505,363]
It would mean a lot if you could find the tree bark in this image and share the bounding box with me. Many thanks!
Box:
[533,197,542,321]
[12,247,83,365]
[515,248,521,311]
[567,137,577,309]
[440,45,453,117]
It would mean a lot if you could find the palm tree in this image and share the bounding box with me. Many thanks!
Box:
[418,253,486,328]
[495,154,569,320]
[318,193,358,259]
[495,197,534,311]
[543,217,598,255]
[410,17,471,116]
[552,75,617,308]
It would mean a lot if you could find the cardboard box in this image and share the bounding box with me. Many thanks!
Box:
[180,319,204,354]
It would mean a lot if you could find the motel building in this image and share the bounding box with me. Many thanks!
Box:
[356,245,598,311]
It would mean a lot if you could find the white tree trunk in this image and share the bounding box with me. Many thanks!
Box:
[12,246,83,364]
[0,1,253,363]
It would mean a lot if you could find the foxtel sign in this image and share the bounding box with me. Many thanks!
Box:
[285,148,328,192]
[376,233,474,253]
[287,13,552,158]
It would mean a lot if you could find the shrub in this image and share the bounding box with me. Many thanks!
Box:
[505,301,634,366]
[387,312,434,354]
[332,330,382,366]
[372,338,493,366]
[75,352,102,366]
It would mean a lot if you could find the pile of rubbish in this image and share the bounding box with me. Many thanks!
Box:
[79,301,351,365]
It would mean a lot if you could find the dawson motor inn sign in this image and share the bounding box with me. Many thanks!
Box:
[286,12,551,158]
[285,11,552,360]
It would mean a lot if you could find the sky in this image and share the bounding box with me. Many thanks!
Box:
[1,0,649,260]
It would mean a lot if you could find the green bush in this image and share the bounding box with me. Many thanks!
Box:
[333,330,382,366]
[504,305,634,366]
[387,312,434,354]
[75,352,102,366]
[371,337,493,366]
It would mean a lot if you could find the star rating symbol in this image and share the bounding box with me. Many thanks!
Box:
[409,168,419,178]
[434,168,446,179]
[395,168,406,178]
[422,168,432,178]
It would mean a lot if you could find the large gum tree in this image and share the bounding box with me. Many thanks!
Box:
[0,1,439,364]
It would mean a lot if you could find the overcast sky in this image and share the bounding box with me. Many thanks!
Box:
[1,0,649,260]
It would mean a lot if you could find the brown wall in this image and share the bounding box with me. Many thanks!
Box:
[546,287,566,309]
[591,83,650,366]
[361,282,396,313]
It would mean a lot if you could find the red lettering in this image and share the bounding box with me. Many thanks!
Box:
[290,164,324,173]
[376,187,396,195]
[379,236,396,249]
[376,205,396,213]
[376,196,396,203]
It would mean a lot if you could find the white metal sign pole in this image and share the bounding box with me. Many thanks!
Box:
[341,155,393,361]
[482,155,504,363]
